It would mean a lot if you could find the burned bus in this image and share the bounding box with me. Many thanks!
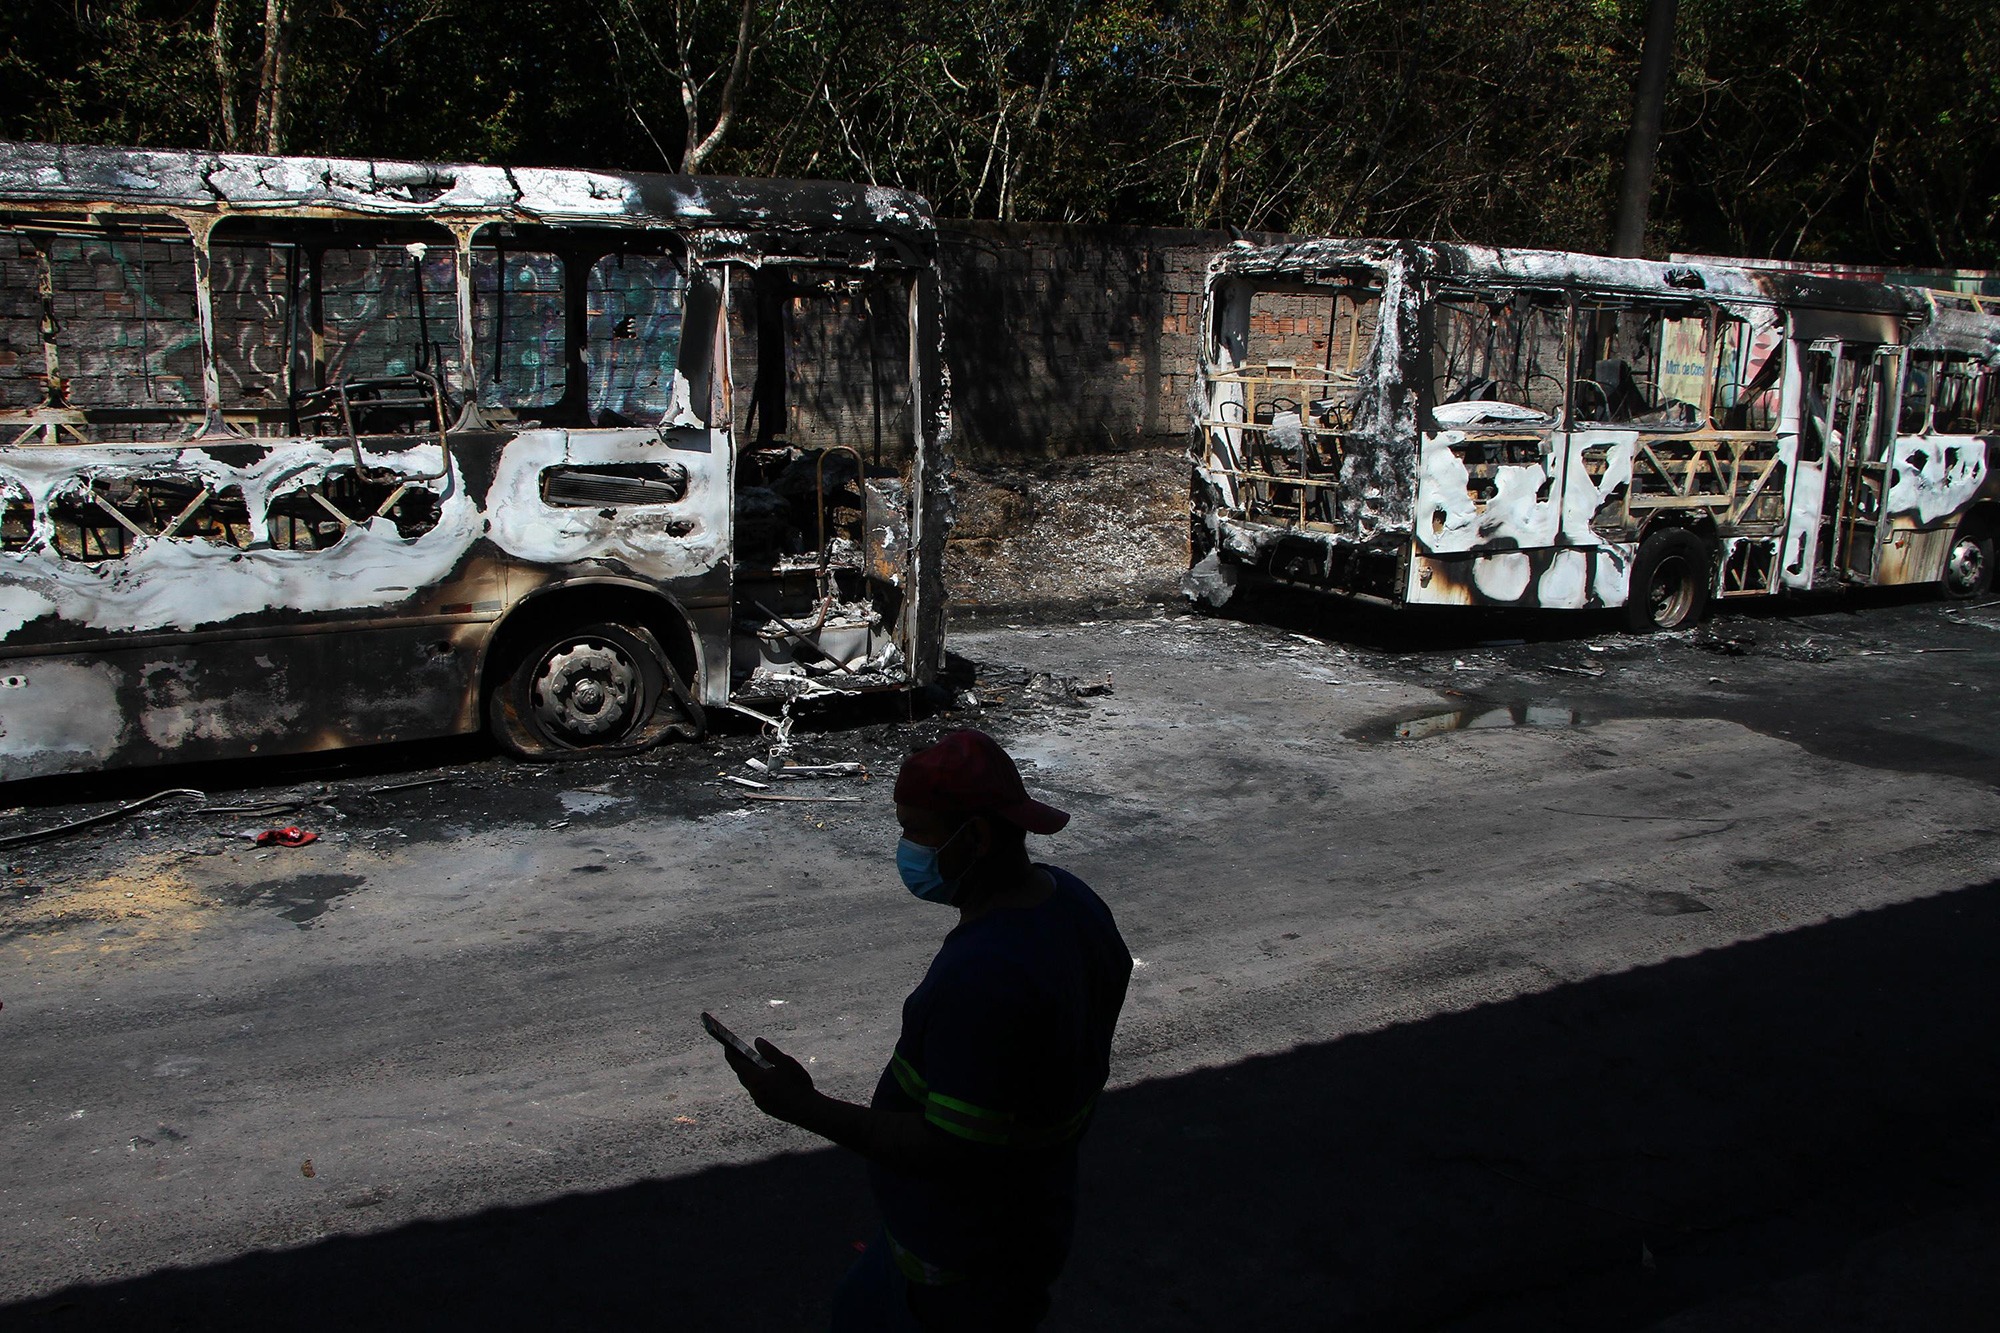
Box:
[0,142,949,780]
[1187,239,2000,629]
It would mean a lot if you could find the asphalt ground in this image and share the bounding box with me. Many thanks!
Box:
[2,589,1997,1331]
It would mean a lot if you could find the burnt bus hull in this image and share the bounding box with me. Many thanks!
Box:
[3,622,489,768]
[0,141,952,781]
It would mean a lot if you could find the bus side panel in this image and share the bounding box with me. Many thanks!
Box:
[1406,546,1632,609]
[1780,448,1827,590]
[1873,528,1954,586]
[485,424,735,706]
[0,623,485,779]
[0,436,492,653]
[1406,427,1638,610]
[1874,432,1993,585]
[0,422,743,779]
[1413,428,1565,556]
[907,269,951,688]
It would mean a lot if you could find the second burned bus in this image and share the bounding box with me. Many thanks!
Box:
[1188,239,2000,628]
[0,142,949,780]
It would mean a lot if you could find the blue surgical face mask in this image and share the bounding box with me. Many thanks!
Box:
[897,821,972,904]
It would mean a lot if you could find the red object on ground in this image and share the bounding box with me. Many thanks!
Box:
[254,827,318,848]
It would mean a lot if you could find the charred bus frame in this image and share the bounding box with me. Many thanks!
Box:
[0,142,949,780]
[1188,239,2000,628]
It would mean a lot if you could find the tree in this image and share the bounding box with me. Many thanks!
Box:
[0,0,1990,264]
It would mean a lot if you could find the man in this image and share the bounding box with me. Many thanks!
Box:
[721,728,1132,1331]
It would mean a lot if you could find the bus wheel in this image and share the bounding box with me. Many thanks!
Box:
[1624,530,1712,632]
[1943,523,1993,599]
[490,622,668,756]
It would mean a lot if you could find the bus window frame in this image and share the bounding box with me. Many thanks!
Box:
[1199,274,1387,530]
[1424,286,1571,430]
[463,223,692,431]
[1567,295,1713,432]
[0,214,215,442]
[467,235,570,420]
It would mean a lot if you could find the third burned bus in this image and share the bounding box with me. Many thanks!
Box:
[1187,239,1999,629]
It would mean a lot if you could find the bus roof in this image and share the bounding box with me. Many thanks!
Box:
[1210,234,1960,354]
[1899,286,2000,363]
[0,141,936,244]
[1208,236,1944,321]
[1212,237,1773,304]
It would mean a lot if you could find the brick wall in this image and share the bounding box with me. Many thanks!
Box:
[927,223,1292,608]
[937,221,1280,461]
[724,221,1272,465]
[0,231,43,411]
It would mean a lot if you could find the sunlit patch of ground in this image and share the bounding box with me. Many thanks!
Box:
[0,851,222,961]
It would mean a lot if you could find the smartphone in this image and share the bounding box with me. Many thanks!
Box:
[701,1011,774,1069]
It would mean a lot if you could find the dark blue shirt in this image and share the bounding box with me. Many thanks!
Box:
[868,865,1131,1285]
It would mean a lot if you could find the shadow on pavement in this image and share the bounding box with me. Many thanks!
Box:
[8,879,1998,1332]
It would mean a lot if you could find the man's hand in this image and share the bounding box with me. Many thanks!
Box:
[723,1037,818,1124]
[718,1039,968,1177]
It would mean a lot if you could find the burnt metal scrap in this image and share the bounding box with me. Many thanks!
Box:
[1190,237,2000,629]
[0,142,952,780]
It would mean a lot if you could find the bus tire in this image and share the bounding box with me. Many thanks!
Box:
[1943,521,1994,599]
[1624,529,1713,632]
[488,621,672,757]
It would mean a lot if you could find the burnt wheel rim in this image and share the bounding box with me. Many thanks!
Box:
[1648,555,1698,628]
[1946,536,1986,595]
[530,638,642,742]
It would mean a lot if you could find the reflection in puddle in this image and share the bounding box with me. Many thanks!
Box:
[1350,701,1591,743]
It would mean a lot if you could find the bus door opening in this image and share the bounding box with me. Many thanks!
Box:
[1816,343,1902,582]
[728,265,918,697]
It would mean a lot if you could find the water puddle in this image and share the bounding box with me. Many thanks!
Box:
[227,873,368,927]
[1349,700,1592,743]
[559,789,629,816]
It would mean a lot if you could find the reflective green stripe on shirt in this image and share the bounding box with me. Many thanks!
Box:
[890,1052,929,1103]
[925,1095,1016,1145]
[888,1052,1094,1149]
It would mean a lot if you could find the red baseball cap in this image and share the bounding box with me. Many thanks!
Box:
[893,729,1070,834]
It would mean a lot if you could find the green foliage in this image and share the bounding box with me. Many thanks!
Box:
[0,0,1991,264]
[1,1,217,148]
[1669,0,2000,264]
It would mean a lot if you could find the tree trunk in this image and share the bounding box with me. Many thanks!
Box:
[252,0,297,155]
[683,0,760,173]
[1612,0,1678,257]
[211,0,241,150]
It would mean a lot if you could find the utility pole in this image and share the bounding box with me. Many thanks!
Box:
[1611,0,1678,257]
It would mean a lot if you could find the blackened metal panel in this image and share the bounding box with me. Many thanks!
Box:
[0,622,483,779]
